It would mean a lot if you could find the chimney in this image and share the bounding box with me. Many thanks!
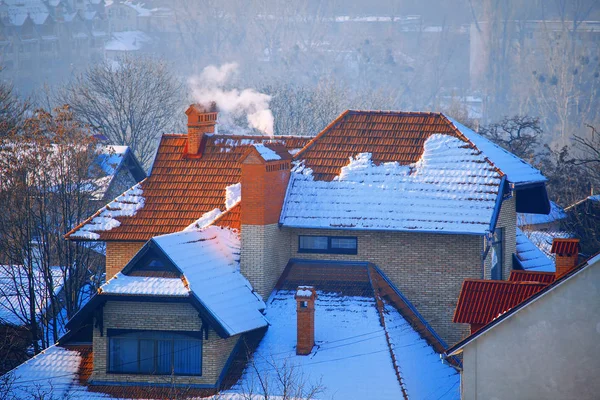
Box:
[295,286,317,355]
[239,143,292,299]
[185,102,218,156]
[551,238,580,278]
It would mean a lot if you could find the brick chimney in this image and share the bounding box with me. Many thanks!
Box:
[185,102,218,156]
[295,286,317,355]
[551,238,580,278]
[239,143,292,299]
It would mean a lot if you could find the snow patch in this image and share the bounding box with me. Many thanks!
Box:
[69,183,145,239]
[252,143,281,161]
[184,208,223,231]
[225,182,241,210]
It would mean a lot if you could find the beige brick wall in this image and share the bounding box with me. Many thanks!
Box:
[240,224,291,299]
[90,301,239,387]
[483,195,517,281]
[105,241,144,279]
[286,228,482,345]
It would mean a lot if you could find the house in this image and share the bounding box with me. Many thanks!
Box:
[0,0,108,92]
[446,242,600,400]
[3,104,552,398]
[93,145,146,203]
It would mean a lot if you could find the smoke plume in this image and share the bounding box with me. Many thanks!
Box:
[190,63,274,136]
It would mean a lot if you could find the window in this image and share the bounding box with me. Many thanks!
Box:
[490,228,504,280]
[298,236,357,255]
[109,331,202,375]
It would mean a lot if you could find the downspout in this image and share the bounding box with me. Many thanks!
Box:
[482,176,508,278]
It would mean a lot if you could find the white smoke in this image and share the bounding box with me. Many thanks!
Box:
[189,63,275,136]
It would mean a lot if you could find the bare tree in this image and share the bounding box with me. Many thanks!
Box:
[0,106,104,354]
[58,55,184,169]
[0,71,28,137]
[479,115,543,161]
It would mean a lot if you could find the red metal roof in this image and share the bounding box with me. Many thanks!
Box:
[509,270,556,284]
[66,134,309,241]
[294,110,496,181]
[550,238,580,255]
[453,280,547,325]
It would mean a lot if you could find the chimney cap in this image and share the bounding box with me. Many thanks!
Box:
[295,286,317,299]
[186,102,218,115]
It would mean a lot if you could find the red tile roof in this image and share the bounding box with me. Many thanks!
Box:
[294,110,495,181]
[509,270,556,284]
[550,238,580,255]
[66,134,309,241]
[213,202,241,231]
[453,280,547,325]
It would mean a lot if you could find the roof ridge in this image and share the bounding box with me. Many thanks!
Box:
[293,109,351,160]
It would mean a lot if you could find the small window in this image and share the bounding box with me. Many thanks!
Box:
[109,331,202,376]
[299,236,329,251]
[300,301,308,308]
[298,235,357,255]
[491,228,504,280]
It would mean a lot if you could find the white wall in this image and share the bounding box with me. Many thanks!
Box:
[461,259,600,400]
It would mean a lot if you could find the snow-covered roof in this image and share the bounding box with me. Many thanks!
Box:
[105,30,151,52]
[151,227,267,336]
[518,200,566,227]
[68,182,145,240]
[100,273,188,297]
[0,264,64,326]
[252,143,281,161]
[448,118,546,185]
[281,134,502,234]
[515,228,555,272]
[229,290,459,399]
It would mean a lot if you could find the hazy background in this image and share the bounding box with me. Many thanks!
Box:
[2,0,599,149]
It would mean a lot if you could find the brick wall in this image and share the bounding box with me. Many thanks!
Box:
[287,227,482,345]
[483,195,517,281]
[240,224,291,299]
[105,241,144,279]
[91,301,239,387]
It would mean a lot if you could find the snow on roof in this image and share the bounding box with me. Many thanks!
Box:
[184,208,223,231]
[524,229,575,262]
[96,145,128,176]
[229,290,458,399]
[518,201,566,227]
[184,184,241,231]
[100,273,188,297]
[515,228,555,272]
[252,143,281,161]
[152,226,267,336]
[5,346,90,399]
[448,117,546,185]
[105,30,151,52]
[68,182,145,240]
[0,265,64,326]
[382,301,460,399]
[225,182,241,210]
[281,134,502,234]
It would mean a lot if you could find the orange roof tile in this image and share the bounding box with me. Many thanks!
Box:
[550,238,580,255]
[213,202,241,231]
[66,134,309,241]
[295,111,484,181]
[509,270,556,284]
[453,279,547,325]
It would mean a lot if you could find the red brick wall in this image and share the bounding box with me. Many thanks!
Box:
[556,254,578,278]
[105,241,144,279]
[296,294,316,355]
[241,158,290,226]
